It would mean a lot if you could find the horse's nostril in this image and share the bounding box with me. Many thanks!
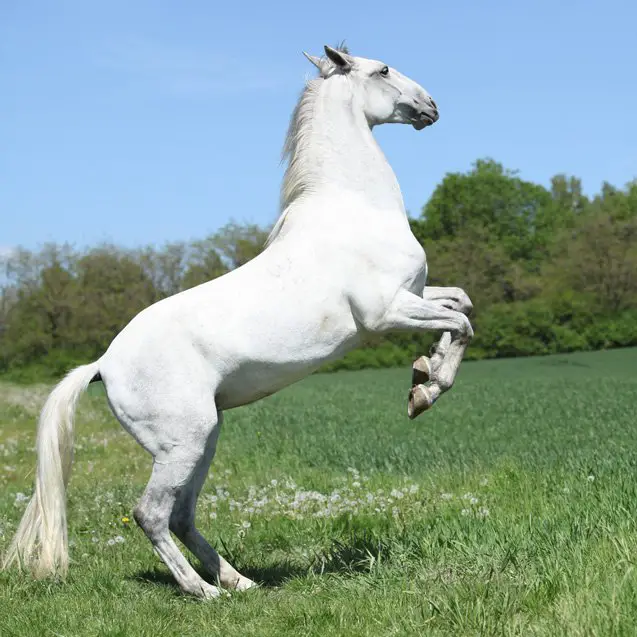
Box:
[430,99,437,110]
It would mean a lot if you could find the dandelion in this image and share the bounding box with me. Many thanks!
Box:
[587,474,595,482]
[461,508,470,516]
[209,511,217,520]
[241,521,251,529]
[469,497,479,506]
[270,479,278,487]
[440,493,453,501]
[121,516,130,525]
[480,478,488,487]
[477,507,490,518]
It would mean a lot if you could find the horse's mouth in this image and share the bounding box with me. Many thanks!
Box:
[412,114,435,130]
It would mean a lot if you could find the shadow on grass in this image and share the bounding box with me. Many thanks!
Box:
[131,532,391,593]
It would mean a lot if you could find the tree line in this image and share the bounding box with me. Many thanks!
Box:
[1,159,636,381]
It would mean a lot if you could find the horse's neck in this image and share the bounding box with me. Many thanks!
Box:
[306,78,405,212]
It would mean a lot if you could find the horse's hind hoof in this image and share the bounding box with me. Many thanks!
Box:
[408,384,435,419]
[412,356,431,386]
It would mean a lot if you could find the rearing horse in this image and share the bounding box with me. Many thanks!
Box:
[3,45,473,599]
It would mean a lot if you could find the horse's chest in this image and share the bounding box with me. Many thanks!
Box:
[364,234,427,289]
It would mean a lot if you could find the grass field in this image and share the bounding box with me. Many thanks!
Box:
[1,348,637,636]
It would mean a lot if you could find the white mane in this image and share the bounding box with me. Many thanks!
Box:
[264,79,322,248]
[266,49,349,248]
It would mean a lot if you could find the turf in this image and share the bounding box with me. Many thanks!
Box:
[1,348,637,636]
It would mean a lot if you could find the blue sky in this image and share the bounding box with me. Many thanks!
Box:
[2,0,636,252]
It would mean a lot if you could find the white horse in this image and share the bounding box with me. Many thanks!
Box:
[3,45,473,599]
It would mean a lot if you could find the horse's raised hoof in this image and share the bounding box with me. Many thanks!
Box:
[408,384,435,419]
[412,356,431,386]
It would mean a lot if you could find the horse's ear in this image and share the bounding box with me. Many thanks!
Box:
[302,51,323,71]
[324,45,353,72]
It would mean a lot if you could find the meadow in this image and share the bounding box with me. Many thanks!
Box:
[1,348,637,636]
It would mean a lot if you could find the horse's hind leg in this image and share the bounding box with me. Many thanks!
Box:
[169,412,256,592]
[132,413,224,599]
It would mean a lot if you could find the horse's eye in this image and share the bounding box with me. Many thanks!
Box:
[380,66,389,77]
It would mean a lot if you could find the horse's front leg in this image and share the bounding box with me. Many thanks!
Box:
[411,286,473,409]
[409,332,471,418]
[372,288,473,418]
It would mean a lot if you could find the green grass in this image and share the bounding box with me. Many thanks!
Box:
[1,348,637,636]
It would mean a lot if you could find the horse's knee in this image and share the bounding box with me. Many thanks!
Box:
[134,503,162,538]
[169,507,194,538]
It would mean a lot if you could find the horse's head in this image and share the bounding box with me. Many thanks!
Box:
[304,45,439,131]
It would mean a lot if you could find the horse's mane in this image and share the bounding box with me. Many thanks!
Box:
[265,44,351,248]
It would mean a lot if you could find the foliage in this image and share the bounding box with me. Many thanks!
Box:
[1,162,636,378]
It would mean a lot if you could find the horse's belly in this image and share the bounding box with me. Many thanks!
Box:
[215,332,360,410]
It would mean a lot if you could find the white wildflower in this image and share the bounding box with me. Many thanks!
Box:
[14,492,29,506]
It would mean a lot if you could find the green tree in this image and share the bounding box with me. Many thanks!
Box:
[182,238,228,290]
[211,221,269,269]
[72,247,158,354]
[417,159,552,261]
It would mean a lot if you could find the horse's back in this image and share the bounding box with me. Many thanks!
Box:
[98,242,360,412]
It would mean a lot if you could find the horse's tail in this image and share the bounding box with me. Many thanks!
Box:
[2,361,100,578]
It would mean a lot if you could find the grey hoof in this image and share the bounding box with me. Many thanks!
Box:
[412,356,431,386]
[408,384,435,419]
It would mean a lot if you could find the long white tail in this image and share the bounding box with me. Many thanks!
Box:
[2,361,99,578]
